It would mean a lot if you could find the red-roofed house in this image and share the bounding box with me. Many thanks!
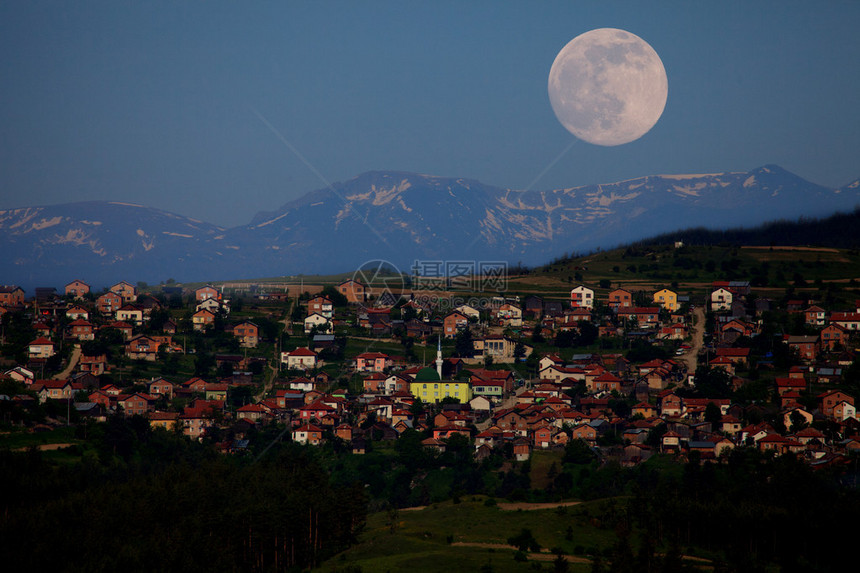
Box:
[293,424,323,446]
[192,309,216,331]
[821,324,848,351]
[109,281,137,303]
[590,372,622,393]
[195,285,220,302]
[118,393,154,416]
[64,280,90,298]
[79,354,107,376]
[0,285,26,306]
[115,305,144,325]
[307,296,334,319]
[607,289,632,311]
[283,347,319,370]
[355,352,391,373]
[804,306,826,327]
[28,337,55,359]
[443,311,469,338]
[819,390,854,419]
[96,292,123,315]
[232,321,259,348]
[67,319,95,341]
[831,312,860,331]
[125,335,161,361]
[337,280,366,304]
[775,377,806,396]
[299,400,336,422]
[237,404,267,423]
[632,402,656,418]
[619,307,661,326]
[148,378,174,398]
[715,348,750,365]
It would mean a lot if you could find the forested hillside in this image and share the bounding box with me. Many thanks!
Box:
[0,420,366,571]
[635,208,860,249]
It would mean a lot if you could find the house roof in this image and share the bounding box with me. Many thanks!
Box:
[294,423,324,433]
[288,347,318,357]
[356,352,389,359]
[237,404,266,413]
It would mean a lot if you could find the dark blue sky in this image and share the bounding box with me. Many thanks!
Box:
[2,1,858,227]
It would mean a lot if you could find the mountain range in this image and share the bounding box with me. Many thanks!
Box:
[1,164,858,290]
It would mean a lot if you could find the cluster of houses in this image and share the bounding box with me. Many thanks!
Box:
[2,275,860,466]
[10,281,270,373]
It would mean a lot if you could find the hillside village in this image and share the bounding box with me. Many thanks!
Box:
[2,268,860,471]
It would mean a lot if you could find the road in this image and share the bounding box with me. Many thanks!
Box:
[54,346,81,380]
[257,299,294,402]
[677,306,705,376]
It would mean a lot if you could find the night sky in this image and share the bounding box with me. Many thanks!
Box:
[2,1,858,227]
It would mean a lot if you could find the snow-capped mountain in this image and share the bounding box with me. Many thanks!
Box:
[1,165,857,289]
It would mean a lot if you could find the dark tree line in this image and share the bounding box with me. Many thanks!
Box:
[626,448,860,572]
[0,419,366,572]
[636,208,860,250]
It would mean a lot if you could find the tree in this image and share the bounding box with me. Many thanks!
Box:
[321,285,348,307]
[590,555,607,573]
[609,398,631,419]
[531,320,545,343]
[553,550,571,573]
[513,341,526,362]
[454,328,474,358]
[409,397,425,417]
[507,528,541,552]
[576,322,599,347]
[555,330,576,348]
[690,366,733,399]
[563,439,595,464]
[291,301,305,322]
[194,352,215,377]
[704,402,722,426]
[789,410,808,433]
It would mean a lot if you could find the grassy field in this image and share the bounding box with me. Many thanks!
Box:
[527,450,564,491]
[0,426,90,464]
[0,425,79,450]
[314,497,620,573]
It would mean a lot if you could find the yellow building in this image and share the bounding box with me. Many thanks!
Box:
[409,367,472,403]
[653,289,679,311]
[149,412,179,431]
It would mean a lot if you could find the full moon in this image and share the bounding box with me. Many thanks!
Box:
[548,28,668,146]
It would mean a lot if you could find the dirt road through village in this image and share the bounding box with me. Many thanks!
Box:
[678,306,705,375]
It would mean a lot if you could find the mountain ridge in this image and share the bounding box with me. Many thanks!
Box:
[1,164,857,289]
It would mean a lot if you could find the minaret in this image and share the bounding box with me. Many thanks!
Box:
[436,335,443,379]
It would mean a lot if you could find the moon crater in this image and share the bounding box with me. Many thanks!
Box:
[548,28,668,146]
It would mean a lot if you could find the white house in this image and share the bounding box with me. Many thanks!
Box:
[196,297,228,315]
[710,288,733,311]
[570,285,595,309]
[834,401,857,422]
[454,304,481,319]
[282,347,319,370]
[304,313,332,334]
[289,377,316,392]
[469,395,492,413]
[497,304,523,327]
